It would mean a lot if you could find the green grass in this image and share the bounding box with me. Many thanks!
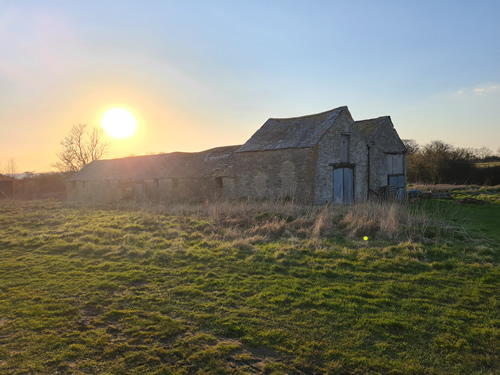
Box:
[475,162,500,168]
[450,185,500,205]
[416,199,500,244]
[0,200,498,374]
[410,184,500,204]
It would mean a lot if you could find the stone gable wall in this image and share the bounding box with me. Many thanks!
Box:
[368,121,407,195]
[314,110,368,204]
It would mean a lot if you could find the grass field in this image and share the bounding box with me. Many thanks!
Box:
[0,198,498,374]
[475,162,500,168]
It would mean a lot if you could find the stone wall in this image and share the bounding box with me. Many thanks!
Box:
[367,120,407,196]
[314,110,368,204]
[234,147,317,202]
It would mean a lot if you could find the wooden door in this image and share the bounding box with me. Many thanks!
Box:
[388,175,406,200]
[333,167,354,204]
[387,154,406,200]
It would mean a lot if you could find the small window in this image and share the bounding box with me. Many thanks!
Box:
[340,134,350,162]
[387,154,403,174]
[172,178,179,188]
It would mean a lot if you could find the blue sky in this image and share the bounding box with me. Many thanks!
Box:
[1,0,499,172]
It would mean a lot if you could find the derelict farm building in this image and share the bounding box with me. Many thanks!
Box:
[67,106,407,204]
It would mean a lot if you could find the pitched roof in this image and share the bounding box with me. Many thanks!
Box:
[237,106,348,152]
[67,146,241,181]
[170,145,240,178]
[355,116,390,144]
[67,153,188,181]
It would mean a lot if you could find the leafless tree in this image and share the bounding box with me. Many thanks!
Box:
[474,147,493,160]
[54,124,110,173]
[7,157,17,177]
[402,139,419,154]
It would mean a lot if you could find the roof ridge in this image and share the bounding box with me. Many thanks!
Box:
[269,106,347,121]
[355,115,390,123]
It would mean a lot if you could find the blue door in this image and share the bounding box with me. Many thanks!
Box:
[388,175,406,200]
[333,168,354,204]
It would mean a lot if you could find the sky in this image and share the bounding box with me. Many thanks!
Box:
[1,0,499,173]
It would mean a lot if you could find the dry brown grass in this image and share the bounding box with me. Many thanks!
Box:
[141,199,437,242]
[62,198,441,242]
[338,201,407,239]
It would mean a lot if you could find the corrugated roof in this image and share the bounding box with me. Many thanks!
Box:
[355,116,389,144]
[67,146,241,182]
[237,106,347,152]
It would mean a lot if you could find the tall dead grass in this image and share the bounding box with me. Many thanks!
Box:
[66,198,439,242]
[339,201,402,239]
[149,199,435,242]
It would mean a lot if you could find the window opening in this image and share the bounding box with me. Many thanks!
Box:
[340,134,350,162]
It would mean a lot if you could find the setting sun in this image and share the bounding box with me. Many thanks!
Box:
[101,108,137,138]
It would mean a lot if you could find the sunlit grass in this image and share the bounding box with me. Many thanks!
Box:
[0,199,498,373]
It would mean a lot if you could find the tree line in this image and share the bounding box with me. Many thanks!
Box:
[403,139,500,185]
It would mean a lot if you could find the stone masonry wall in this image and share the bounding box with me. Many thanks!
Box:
[234,147,317,203]
[368,121,407,194]
[314,110,368,204]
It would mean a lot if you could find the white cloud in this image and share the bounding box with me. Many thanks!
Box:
[455,84,499,96]
[473,85,499,94]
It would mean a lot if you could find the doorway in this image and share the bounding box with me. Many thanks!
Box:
[333,167,354,204]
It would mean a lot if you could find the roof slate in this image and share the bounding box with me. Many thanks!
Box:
[355,116,389,144]
[67,146,241,181]
[237,106,347,152]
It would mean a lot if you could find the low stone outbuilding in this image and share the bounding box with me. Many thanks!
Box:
[67,106,407,204]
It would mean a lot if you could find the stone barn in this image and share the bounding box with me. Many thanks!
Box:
[67,106,406,204]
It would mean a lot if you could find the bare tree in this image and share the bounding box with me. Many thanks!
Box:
[7,157,17,177]
[402,139,419,154]
[54,124,110,172]
[474,147,493,160]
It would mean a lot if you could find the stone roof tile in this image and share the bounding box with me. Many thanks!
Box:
[67,146,241,181]
[237,106,347,152]
[355,116,390,144]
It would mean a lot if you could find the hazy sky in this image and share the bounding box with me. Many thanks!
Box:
[1,0,499,172]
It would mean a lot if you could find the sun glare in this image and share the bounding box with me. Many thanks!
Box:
[101,108,137,138]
